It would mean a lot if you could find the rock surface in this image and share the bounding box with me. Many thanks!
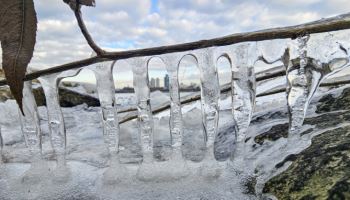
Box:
[262,86,350,199]
[0,86,100,107]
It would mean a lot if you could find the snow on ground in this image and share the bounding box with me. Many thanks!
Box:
[0,93,249,200]
[0,75,349,199]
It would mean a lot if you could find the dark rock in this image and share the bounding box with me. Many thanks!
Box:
[263,126,350,199]
[243,176,257,195]
[317,87,350,113]
[254,123,289,145]
[275,154,298,169]
[254,111,350,145]
[251,110,288,125]
[253,87,350,146]
[0,86,13,102]
[43,87,100,107]
[258,87,350,199]
[0,86,100,107]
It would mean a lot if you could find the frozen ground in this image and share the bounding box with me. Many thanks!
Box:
[0,70,348,199]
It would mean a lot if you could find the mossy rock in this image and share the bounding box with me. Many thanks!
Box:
[253,110,350,146]
[33,87,100,107]
[257,87,350,199]
[254,123,289,145]
[0,86,100,107]
[263,126,350,200]
[317,87,350,113]
[0,68,4,79]
[254,87,350,145]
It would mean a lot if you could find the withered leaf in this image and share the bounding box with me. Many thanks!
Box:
[63,0,96,10]
[0,0,37,113]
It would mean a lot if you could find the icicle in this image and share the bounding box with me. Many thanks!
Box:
[193,48,224,178]
[128,57,154,163]
[230,43,257,140]
[18,81,46,183]
[18,81,41,159]
[0,126,2,164]
[38,69,81,182]
[91,61,120,155]
[125,56,157,181]
[91,60,130,185]
[38,74,66,163]
[224,43,257,175]
[161,53,183,156]
[286,34,349,135]
[286,35,310,134]
[194,48,220,156]
[157,53,189,180]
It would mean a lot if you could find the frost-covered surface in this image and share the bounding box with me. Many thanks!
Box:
[0,83,346,199]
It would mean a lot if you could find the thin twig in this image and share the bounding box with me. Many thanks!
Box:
[74,0,105,55]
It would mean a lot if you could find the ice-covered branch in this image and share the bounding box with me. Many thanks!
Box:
[1,12,350,86]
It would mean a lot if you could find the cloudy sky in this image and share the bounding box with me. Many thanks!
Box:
[30,0,349,66]
[2,0,350,86]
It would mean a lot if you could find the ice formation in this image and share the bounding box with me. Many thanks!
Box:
[90,59,129,184]
[17,81,43,183]
[19,81,42,157]
[91,61,120,154]
[161,53,183,157]
[286,33,350,134]
[37,69,82,181]
[0,126,2,164]
[194,48,220,153]
[230,43,257,137]
[126,57,156,180]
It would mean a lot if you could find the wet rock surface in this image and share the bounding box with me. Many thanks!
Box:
[263,126,350,200]
[261,87,350,199]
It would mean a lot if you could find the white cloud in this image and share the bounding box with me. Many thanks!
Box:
[270,0,322,6]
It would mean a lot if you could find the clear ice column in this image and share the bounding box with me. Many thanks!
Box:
[286,35,311,135]
[127,57,154,164]
[194,48,220,159]
[162,53,183,158]
[18,81,42,160]
[38,74,66,165]
[38,70,80,166]
[229,43,257,140]
[92,61,120,155]
[226,43,257,179]
[0,126,2,164]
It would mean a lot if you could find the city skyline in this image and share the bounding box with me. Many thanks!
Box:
[61,53,232,88]
[63,64,231,89]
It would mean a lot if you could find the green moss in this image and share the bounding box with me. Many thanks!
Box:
[254,110,350,145]
[263,126,350,200]
[254,123,289,145]
[317,87,350,113]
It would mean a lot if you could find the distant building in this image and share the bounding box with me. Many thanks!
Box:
[164,74,169,90]
[150,78,156,88]
[156,78,160,88]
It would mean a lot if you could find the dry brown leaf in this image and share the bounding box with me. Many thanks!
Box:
[63,0,96,10]
[0,0,37,113]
